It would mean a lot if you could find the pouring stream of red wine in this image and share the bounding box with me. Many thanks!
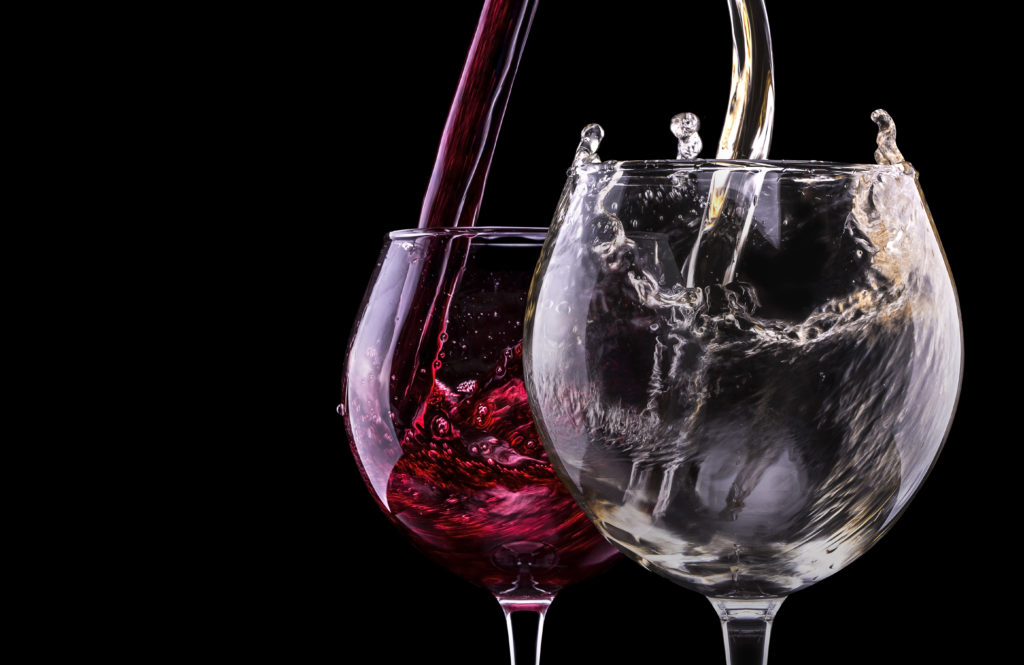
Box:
[417,0,539,230]
[402,0,778,453]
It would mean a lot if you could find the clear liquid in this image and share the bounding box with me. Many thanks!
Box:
[677,0,777,290]
[580,281,923,597]
[718,0,774,160]
[526,165,960,598]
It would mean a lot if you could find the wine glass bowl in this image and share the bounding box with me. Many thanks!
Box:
[342,226,619,660]
[523,159,961,658]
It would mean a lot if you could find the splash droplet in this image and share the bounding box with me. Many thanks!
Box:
[572,123,605,167]
[335,403,345,416]
[671,112,703,159]
[431,415,451,436]
[871,109,905,165]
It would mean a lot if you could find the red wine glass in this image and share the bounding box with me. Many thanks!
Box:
[341,226,619,664]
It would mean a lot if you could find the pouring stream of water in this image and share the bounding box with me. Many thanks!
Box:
[718,0,774,160]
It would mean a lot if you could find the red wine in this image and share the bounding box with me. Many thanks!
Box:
[383,341,617,595]
[343,231,618,598]
[418,0,538,229]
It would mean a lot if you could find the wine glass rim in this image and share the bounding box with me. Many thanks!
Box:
[389,226,547,242]
[574,159,914,176]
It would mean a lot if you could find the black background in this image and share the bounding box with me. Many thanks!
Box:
[257,2,999,663]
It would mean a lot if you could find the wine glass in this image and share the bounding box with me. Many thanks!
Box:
[341,226,619,665]
[523,159,962,664]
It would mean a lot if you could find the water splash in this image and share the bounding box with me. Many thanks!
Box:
[671,113,703,159]
[573,124,605,168]
[871,109,905,166]
[530,156,960,597]
[569,2,776,288]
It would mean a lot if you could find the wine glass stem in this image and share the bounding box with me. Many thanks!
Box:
[709,597,786,665]
[497,597,553,665]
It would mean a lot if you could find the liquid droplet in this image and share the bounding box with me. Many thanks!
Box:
[335,403,345,416]
[671,112,703,159]
[871,109,905,165]
[431,415,451,436]
[572,123,605,168]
